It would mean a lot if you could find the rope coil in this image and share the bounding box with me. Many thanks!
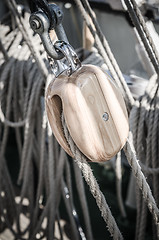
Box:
[1,0,159,239]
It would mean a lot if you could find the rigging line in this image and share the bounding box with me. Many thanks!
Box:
[74,0,134,110]
[17,71,42,183]
[61,179,81,240]
[13,61,24,163]
[115,151,127,218]
[6,0,49,78]
[0,64,22,238]
[124,134,159,237]
[137,198,147,240]
[130,0,159,64]
[139,162,159,174]
[29,110,47,237]
[0,59,26,127]
[47,118,56,240]
[128,74,159,239]
[0,201,26,240]
[73,161,94,240]
[61,113,124,240]
[0,11,65,239]
[151,95,159,205]
[62,177,87,240]
[79,0,134,106]
[75,0,131,110]
[124,0,159,76]
[0,106,26,127]
[0,38,9,61]
[62,110,159,238]
[0,61,17,157]
[56,211,64,240]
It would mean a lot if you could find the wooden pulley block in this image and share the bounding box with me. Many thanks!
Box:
[46,64,129,162]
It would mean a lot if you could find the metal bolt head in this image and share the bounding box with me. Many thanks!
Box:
[30,19,40,30]
[102,112,109,121]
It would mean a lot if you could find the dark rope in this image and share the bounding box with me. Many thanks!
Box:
[124,0,159,76]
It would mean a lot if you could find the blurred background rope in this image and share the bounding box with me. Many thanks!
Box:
[1,0,159,239]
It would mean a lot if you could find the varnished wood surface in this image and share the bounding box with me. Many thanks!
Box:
[46,64,129,162]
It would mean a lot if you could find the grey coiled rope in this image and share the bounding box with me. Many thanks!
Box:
[1,0,159,239]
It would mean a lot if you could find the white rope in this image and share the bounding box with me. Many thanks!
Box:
[0,10,91,239]
[61,113,124,240]
[124,133,159,236]
[74,0,135,111]
[115,152,127,218]
[1,1,159,239]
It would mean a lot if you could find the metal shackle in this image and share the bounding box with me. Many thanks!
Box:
[29,10,64,60]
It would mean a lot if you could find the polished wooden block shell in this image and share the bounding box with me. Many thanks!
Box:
[46,64,129,162]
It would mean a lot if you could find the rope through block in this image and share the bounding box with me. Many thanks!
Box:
[61,113,124,240]
[1,0,159,239]
[0,9,94,240]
